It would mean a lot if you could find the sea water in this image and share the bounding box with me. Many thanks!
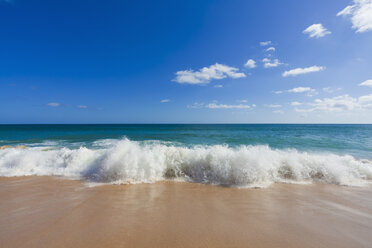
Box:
[0,124,371,187]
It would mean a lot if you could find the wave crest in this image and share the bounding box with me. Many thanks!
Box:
[0,139,371,187]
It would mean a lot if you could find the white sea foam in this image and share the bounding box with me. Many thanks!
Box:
[0,138,371,187]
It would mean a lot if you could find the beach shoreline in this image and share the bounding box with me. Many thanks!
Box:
[1,176,372,248]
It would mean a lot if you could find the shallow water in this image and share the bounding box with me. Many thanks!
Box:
[0,124,371,187]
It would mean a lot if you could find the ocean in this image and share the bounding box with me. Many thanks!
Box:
[0,124,371,187]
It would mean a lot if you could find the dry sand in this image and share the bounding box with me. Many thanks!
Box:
[1,176,372,248]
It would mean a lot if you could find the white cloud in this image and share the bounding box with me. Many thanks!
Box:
[338,5,355,16]
[160,99,170,103]
[260,41,272,46]
[303,24,331,38]
[294,94,372,112]
[47,102,60,107]
[265,104,282,108]
[323,87,342,93]
[77,105,88,109]
[282,66,325,77]
[273,110,284,114]
[244,59,256,68]
[187,102,204,109]
[359,94,372,109]
[173,63,246,85]
[214,84,223,88]
[188,101,255,110]
[266,47,275,52]
[263,59,282,68]
[359,79,372,87]
[276,87,317,96]
[288,87,315,93]
[291,101,303,106]
[206,103,252,109]
[337,0,372,33]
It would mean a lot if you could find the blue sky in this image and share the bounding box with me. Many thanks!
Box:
[0,0,372,123]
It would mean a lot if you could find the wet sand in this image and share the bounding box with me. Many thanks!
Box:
[0,177,371,248]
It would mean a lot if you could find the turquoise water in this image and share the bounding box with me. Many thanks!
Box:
[1,124,372,158]
[0,124,371,187]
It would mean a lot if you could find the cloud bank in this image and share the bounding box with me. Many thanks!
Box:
[295,94,372,112]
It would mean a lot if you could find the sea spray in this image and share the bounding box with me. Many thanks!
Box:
[0,138,371,187]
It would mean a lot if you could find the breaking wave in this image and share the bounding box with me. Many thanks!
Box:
[0,138,371,187]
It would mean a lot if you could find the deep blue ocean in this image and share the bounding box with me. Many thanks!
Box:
[0,124,371,187]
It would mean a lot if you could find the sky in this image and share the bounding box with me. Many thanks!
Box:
[0,0,372,124]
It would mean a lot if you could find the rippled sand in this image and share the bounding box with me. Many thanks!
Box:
[1,177,371,248]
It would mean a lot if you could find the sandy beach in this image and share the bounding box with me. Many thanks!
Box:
[0,177,371,248]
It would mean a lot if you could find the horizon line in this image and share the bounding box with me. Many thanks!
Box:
[1,123,372,125]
